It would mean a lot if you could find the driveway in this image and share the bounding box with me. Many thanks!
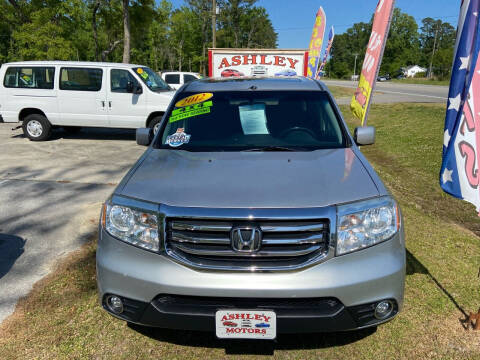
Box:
[0,125,144,324]
[323,79,448,104]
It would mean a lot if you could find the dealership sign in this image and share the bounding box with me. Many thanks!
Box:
[208,49,308,78]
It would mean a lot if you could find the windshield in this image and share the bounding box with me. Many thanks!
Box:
[133,67,171,92]
[156,91,346,151]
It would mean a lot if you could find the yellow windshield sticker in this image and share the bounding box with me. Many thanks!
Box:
[137,68,144,74]
[175,93,213,108]
[169,101,213,123]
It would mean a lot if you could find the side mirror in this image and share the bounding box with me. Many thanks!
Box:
[126,81,134,93]
[134,84,143,94]
[136,128,153,146]
[354,126,375,146]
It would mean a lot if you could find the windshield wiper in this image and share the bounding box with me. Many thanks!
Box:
[243,146,300,152]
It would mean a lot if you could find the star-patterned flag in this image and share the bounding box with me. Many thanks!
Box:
[440,0,480,213]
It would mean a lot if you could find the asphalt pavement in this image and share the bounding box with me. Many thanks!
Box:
[322,79,449,104]
[0,125,144,324]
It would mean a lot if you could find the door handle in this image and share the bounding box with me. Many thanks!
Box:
[108,101,112,108]
[101,101,105,108]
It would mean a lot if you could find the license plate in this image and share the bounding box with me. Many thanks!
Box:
[215,309,276,340]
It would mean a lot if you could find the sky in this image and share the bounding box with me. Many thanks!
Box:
[168,0,461,48]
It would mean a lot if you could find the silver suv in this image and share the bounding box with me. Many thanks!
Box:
[97,77,405,339]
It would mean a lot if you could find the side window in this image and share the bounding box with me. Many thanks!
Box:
[110,69,136,93]
[165,74,180,84]
[183,74,198,84]
[60,68,103,91]
[3,67,55,89]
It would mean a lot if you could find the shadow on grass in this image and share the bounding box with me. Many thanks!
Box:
[406,249,468,318]
[129,323,376,355]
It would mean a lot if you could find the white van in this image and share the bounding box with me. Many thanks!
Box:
[0,61,175,141]
[161,71,203,90]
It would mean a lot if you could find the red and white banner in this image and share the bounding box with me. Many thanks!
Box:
[351,0,395,125]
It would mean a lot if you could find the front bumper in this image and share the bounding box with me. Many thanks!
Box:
[102,294,398,333]
[97,226,405,332]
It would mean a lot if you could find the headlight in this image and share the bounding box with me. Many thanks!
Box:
[336,197,399,256]
[102,203,159,252]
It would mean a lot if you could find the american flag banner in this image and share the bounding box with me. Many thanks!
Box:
[440,0,480,213]
[316,26,335,78]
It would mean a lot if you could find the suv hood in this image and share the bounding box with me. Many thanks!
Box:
[119,148,380,208]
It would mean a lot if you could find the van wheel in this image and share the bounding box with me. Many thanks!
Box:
[23,114,52,141]
[148,115,163,135]
[63,126,82,134]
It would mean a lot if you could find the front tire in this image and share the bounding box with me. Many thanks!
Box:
[148,115,163,135]
[22,114,52,141]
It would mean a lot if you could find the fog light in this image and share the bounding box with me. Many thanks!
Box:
[106,295,124,314]
[374,300,393,320]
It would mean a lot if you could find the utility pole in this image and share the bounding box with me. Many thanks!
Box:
[353,53,359,81]
[429,26,439,79]
[212,0,216,48]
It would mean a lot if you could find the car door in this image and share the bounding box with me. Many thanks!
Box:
[107,68,147,128]
[57,66,108,126]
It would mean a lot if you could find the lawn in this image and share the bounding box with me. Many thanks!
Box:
[1,103,480,359]
[390,78,450,86]
[328,85,355,99]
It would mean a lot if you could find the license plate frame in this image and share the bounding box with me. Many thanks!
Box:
[215,309,276,340]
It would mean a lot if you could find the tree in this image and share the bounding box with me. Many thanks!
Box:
[122,0,130,63]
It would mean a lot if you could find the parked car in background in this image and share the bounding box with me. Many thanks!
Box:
[97,77,405,338]
[0,61,175,140]
[377,74,391,82]
[251,65,268,76]
[220,68,244,77]
[274,69,297,77]
[160,71,203,90]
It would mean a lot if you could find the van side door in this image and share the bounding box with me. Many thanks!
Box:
[57,66,108,126]
[107,68,147,128]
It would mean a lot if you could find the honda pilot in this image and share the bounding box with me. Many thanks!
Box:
[97,77,405,339]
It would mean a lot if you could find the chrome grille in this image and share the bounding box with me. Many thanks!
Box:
[165,218,329,270]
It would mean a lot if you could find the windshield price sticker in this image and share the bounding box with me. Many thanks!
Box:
[166,128,191,147]
[175,93,213,108]
[215,310,276,340]
[169,100,213,123]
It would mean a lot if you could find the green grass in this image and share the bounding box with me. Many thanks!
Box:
[391,78,450,86]
[1,103,480,359]
[328,85,354,99]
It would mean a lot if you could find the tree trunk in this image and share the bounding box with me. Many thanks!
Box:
[102,40,122,62]
[122,0,131,63]
[92,0,101,61]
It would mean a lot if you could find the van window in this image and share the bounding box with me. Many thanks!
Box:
[165,74,180,84]
[110,69,137,93]
[60,68,103,91]
[4,67,55,89]
[184,74,198,83]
